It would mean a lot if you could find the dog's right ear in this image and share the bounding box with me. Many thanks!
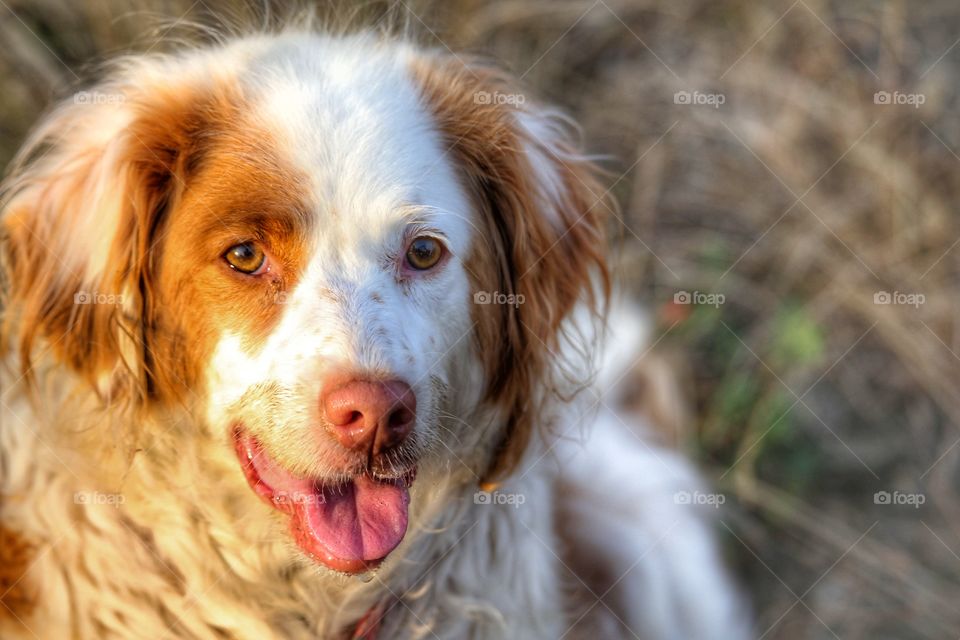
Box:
[0,71,225,403]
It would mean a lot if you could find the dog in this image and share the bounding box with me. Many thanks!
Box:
[0,27,749,639]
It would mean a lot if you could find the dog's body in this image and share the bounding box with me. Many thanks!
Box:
[0,30,747,639]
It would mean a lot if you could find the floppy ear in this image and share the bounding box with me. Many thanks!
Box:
[413,56,611,483]
[0,72,220,405]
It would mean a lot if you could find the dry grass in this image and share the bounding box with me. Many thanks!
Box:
[2,1,960,637]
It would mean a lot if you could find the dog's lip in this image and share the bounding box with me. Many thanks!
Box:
[232,426,415,573]
[232,427,417,500]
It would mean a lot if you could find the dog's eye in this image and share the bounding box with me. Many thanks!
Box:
[405,237,443,271]
[224,243,266,274]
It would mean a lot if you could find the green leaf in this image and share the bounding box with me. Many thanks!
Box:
[770,304,825,369]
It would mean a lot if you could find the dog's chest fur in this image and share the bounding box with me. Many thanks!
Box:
[0,373,571,639]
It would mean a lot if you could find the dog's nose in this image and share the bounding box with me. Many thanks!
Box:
[322,379,416,454]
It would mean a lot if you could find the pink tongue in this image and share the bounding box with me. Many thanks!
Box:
[293,476,410,568]
[239,434,410,571]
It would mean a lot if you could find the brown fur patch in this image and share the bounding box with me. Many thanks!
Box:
[1,72,310,411]
[411,55,611,482]
[0,523,36,622]
[139,97,312,400]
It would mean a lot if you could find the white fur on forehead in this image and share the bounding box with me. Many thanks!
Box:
[243,33,472,261]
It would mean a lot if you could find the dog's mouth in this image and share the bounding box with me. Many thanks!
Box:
[233,428,414,573]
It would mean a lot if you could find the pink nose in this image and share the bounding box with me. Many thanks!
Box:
[322,379,416,455]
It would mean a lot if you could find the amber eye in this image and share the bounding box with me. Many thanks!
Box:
[405,236,443,270]
[224,243,266,274]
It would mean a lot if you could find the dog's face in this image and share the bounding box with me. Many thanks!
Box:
[190,44,477,572]
[1,34,607,574]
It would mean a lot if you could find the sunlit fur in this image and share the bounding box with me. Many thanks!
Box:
[0,30,748,639]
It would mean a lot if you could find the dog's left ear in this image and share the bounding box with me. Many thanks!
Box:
[412,54,611,483]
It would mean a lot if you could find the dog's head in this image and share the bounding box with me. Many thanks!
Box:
[0,33,607,573]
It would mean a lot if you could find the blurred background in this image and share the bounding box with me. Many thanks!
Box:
[1,1,958,637]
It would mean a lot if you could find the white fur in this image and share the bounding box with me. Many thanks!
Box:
[0,31,748,639]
